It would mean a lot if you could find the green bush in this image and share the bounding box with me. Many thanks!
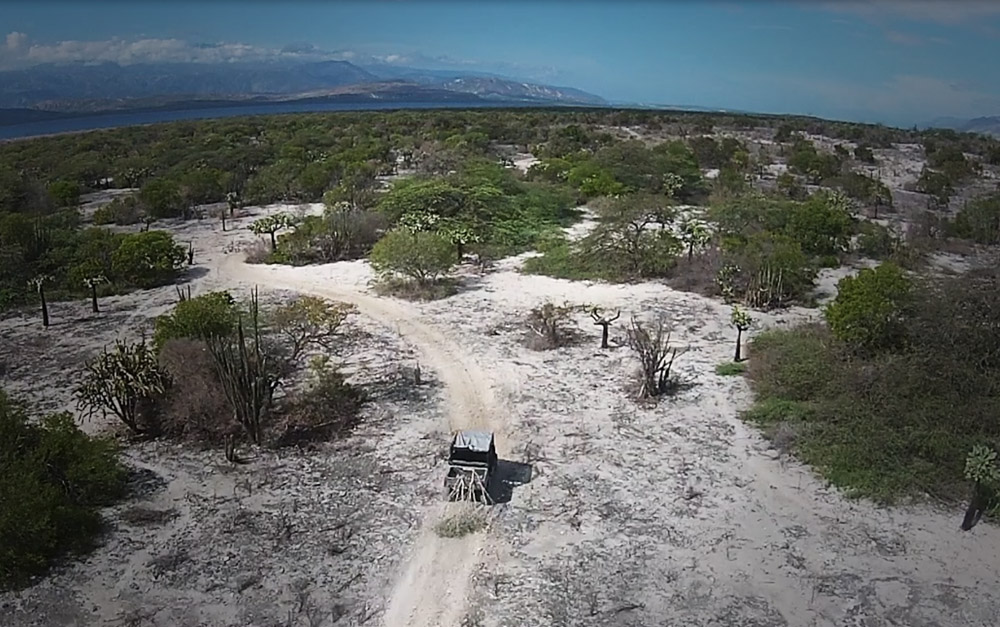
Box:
[522,235,608,281]
[729,230,817,304]
[916,168,953,206]
[784,192,854,257]
[745,326,837,401]
[746,270,1000,504]
[152,291,240,351]
[111,230,187,288]
[950,193,1000,244]
[370,229,456,285]
[854,144,875,163]
[824,262,912,352]
[47,180,81,208]
[855,222,898,259]
[139,178,184,219]
[786,138,843,183]
[0,390,126,590]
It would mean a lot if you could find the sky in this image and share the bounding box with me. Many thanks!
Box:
[2,0,1000,126]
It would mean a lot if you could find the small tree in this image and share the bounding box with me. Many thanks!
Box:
[75,337,171,434]
[226,190,242,217]
[439,221,483,261]
[824,262,912,353]
[678,218,711,262]
[250,213,296,250]
[370,229,456,285]
[962,445,1000,531]
[269,296,355,363]
[730,305,753,362]
[82,275,107,314]
[28,275,52,327]
[626,314,681,399]
[214,205,228,232]
[590,307,620,349]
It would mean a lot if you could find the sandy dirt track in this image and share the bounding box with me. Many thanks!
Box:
[223,255,502,627]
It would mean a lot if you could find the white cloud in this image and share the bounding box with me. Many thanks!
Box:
[0,32,344,69]
[0,32,569,85]
[6,31,27,51]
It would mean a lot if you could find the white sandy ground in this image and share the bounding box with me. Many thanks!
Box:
[2,146,1000,626]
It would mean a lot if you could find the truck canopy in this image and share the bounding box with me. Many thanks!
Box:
[452,430,494,452]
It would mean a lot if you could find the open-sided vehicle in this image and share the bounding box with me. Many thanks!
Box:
[444,430,497,503]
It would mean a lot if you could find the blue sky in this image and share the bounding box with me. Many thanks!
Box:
[3,1,1000,126]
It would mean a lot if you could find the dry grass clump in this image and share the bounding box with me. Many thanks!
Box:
[373,277,458,301]
[434,505,490,538]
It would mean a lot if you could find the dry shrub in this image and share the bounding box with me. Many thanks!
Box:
[244,240,272,264]
[524,302,581,350]
[626,313,682,399]
[764,421,799,456]
[274,359,366,447]
[153,338,235,444]
[665,247,723,297]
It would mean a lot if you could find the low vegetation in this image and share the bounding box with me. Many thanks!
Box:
[0,390,126,590]
[74,290,365,451]
[4,106,1000,596]
[745,266,1000,506]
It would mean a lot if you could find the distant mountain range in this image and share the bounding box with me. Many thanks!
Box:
[923,116,1000,137]
[0,59,606,120]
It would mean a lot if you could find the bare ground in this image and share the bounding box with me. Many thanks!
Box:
[2,174,1000,627]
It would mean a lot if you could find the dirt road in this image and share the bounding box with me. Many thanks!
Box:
[221,254,499,627]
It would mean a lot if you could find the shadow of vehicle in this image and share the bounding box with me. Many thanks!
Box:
[488,458,533,504]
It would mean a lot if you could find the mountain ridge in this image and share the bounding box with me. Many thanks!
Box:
[922,115,1000,137]
[0,59,606,113]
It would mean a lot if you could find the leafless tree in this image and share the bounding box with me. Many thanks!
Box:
[28,274,52,327]
[626,314,681,399]
[590,307,620,349]
[83,275,107,313]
